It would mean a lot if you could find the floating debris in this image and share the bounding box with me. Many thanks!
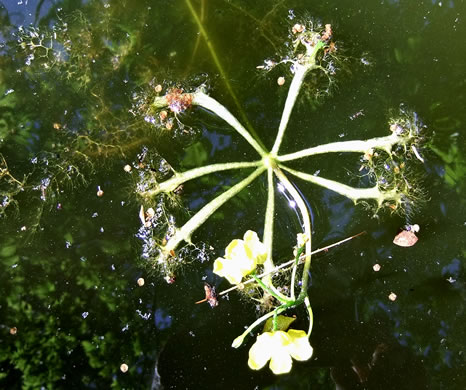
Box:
[137,277,145,287]
[195,282,219,308]
[123,164,132,172]
[120,363,129,373]
[277,76,285,86]
[373,263,381,272]
[388,292,397,301]
[10,327,17,335]
[139,205,155,228]
[164,274,175,284]
[292,23,305,34]
[321,24,332,41]
[393,224,420,247]
[159,110,168,121]
[96,186,104,197]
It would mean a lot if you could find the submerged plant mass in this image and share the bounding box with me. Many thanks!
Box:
[136,20,428,374]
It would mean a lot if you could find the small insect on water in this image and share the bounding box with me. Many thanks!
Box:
[195,282,219,308]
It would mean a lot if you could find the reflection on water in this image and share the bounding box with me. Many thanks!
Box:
[0,0,465,389]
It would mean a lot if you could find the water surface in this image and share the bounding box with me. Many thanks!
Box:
[0,0,465,389]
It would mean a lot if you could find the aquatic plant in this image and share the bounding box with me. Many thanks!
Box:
[137,20,427,374]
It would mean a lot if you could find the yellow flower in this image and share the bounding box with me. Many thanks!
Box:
[213,230,267,284]
[248,329,313,375]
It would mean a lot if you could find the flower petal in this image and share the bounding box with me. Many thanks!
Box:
[244,230,267,264]
[248,333,273,371]
[268,331,293,375]
[287,329,313,361]
[269,351,293,375]
[237,255,256,276]
[225,239,246,259]
[213,257,243,285]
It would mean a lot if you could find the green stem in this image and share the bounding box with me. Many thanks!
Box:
[163,166,266,254]
[290,244,305,301]
[277,133,400,162]
[193,92,267,157]
[232,299,296,348]
[280,164,400,206]
[273,168,312,300]
[258,164,293,302]
[304,296,313,337]
[273,298,300,331]
[252,273,291,305]
[232,310,276,348]
[140,161,262,197]
[272,308,279,331]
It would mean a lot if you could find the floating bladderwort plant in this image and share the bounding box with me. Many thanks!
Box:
[138,21,427,375]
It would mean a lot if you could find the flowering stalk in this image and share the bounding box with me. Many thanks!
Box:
[273,167,312,300]
[304,296,313,337]
[232,304,292,349]
[251,273,292,305]
[255,165,292,301]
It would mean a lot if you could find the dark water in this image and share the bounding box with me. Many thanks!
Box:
[0,0,465,389]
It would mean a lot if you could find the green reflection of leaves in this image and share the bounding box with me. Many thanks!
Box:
[430,137,466,193]
[0,210,152,388]
[182,141,209,168]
